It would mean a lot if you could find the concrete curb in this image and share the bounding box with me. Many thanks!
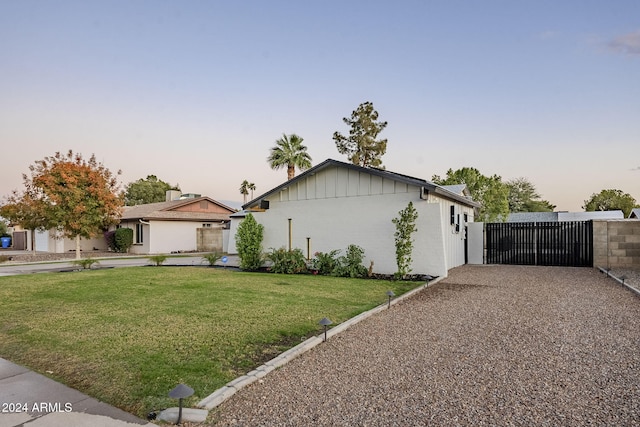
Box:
[597,266,640,298]
[197,276,444,410]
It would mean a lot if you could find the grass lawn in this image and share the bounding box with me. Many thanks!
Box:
[0,267,419,417]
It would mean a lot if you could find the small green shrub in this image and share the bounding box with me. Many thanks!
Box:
[104,228,134,253]
[235,213,264,271]
[392,201,418,279]
[148,255,167,266]
[267,247,308,274]
[114,228,133,253]
[202,252,221,266]
[333,244,368,278]
[312,250,341,275]
[72,258,100,270]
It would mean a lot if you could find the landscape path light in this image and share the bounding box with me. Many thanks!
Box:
[319,317,333,342]
[386,290,395,309]
[168,383,194,425]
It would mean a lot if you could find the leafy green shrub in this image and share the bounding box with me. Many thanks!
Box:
[202,252,221,266]
[333,244,368,278]
[392,201,418,279]
[148,255,167,266]
[114,228,133,253]
[235,213,264,271]
[105,228,134,253]
[72,258,100,270]
[312,249,341,275]
[267,247,308,274]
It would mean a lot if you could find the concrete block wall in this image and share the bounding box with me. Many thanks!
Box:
[593,220,640,268]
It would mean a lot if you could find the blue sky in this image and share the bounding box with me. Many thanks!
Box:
[1,1,638,211]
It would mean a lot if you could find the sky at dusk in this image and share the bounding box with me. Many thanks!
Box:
[1,1,639,211]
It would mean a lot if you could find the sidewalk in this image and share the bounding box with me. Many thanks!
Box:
[0,358,153,427]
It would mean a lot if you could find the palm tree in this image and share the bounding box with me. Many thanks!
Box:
[239,180,250,204]
[267,133,312,180]
[248,182,256,200]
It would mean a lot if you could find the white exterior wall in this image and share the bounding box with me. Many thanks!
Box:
[42,229,108,253]
[118,221,150,254]
[467,222,485,264]
[146,221,199,253]
[121,220,225,254]
[227,217,243,254]
[438,200,475,270]
[237,165,475,277]
[35,230,48,252]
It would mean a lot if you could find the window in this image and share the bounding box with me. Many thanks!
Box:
[135,223,144,244]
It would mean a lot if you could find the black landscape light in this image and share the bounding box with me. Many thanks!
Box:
[386,290,395,309]
[620,275,628,285]
[168,383,194,425]
[319,317,333,342]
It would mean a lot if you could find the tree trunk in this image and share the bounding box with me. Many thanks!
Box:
[287,165,295,180]
[31,229,36,255]
[75,235,81,259]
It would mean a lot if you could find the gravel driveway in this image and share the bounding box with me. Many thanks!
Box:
[209,265,640,426]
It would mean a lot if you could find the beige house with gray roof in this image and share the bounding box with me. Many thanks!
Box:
[117,193,235,254]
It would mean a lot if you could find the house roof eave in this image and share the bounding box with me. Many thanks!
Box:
[243,158,480,209]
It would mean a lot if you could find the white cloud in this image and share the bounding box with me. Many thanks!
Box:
[608,30,640,55]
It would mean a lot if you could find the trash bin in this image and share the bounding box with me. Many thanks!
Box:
[1,237,11,248]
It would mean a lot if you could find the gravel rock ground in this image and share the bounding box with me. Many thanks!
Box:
[209,265,640,427]
[608,267,640,292]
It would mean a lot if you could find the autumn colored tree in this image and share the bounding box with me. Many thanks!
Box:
[6,150,123,258]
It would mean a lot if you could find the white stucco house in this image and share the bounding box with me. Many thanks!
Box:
[230,159,480,278]
[118,192,235,254]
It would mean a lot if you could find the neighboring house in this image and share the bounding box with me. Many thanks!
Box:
[629,208,640,219]
[117,192,235,254]
[11,226,109,253]
[230,159,480,278]
[507,211,624,222]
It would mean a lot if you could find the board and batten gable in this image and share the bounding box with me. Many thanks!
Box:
[237,161,476,277]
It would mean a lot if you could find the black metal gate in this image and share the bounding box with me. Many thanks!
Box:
[486,221,593,266]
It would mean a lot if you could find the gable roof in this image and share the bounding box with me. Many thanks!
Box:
[243,159,480,209]
[630,208,640,219]
[121,197,235,222]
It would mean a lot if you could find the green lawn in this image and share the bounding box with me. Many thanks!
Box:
[0,267,419,416]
